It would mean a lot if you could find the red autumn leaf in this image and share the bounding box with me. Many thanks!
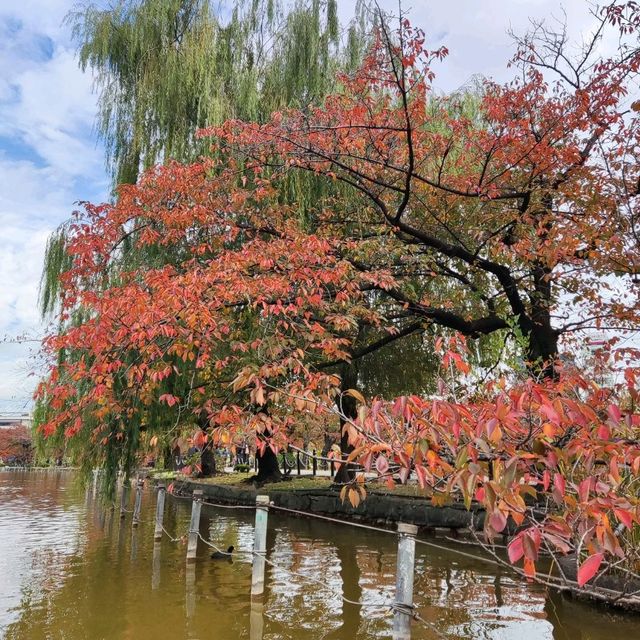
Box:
[553,473,565,497]
[159,393,179,407]
[578,478,591,503]
[614,508,634,529]
[607,404,622,423]
[577,553,604,587]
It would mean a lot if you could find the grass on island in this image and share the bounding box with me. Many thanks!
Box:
[151,467,433,498]
[180,470,432,498]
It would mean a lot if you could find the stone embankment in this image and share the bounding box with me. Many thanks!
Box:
[171,478,486,531]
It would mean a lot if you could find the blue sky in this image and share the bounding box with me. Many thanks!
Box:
[0,0,108,414]
[0,0,611,414]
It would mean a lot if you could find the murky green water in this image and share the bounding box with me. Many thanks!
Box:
[1,470,639,639]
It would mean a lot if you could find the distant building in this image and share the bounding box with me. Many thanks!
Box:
[0,414,33,429]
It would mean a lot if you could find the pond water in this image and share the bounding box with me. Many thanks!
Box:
[1,470,639,639]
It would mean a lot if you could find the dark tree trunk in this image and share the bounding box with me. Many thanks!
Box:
[162,443,173,470]
[254,440,282,483]
[321,433,336,459]
[200,441,216,477]
[526,321,559,378]
[253,407,283,484]
[523,201,559,379]
[335,362,359,484]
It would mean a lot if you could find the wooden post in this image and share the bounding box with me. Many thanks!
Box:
[312,450,317,476]
[296,450,301,476]
[186,490,203,562]
[154,483,166,541]
[393,522,418,639]
[119,480,130,519]
[251,495,270,599]
[132,477,144,527]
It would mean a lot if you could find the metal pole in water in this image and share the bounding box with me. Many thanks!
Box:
[120,480,130,519]
[132,477,144,527]
[186,490,203,562]
[154,483,166,541]
[251,495,270,599]
[152,542,161,591]
[92,468,99,497]
[393,522,418,639]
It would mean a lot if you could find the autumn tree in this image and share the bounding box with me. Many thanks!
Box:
[210,4,640,377]
[0,425,33,466]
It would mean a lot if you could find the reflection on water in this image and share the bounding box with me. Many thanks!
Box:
[1,470,639,639]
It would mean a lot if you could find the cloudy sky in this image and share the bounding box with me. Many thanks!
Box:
[0,0,612,414]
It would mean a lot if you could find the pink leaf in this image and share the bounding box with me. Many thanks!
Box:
[554,473,565,497]
[489,510,507,533]
[614,509,634,529]
[376,454,389,475]
[508,535,524,563]
[607,404,622,424]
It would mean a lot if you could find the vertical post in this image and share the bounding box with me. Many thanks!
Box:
[120,480,130,519]
[296,450,301,476]
[250,601,265,640]
[92,468,99,497]
[330,459,335,478]
[393,522,418,639]
[154,483,166,541]
[132,477,144,527]
[312,450,317,477]
[152,542,161,591]
[186,490,203,562]
[251,495,270,599]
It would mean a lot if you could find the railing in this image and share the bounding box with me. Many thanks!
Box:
[254,444,360,479]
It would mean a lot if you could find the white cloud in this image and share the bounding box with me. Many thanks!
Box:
[0,2,108,413]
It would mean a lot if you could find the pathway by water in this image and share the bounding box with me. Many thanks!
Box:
[1,469,638,639]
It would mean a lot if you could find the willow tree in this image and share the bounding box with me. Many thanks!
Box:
[40,0,370,309]
[68,0,368,185]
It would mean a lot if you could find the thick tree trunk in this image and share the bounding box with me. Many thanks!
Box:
[526,321,559,378]
[254,440,282,483]
[524,203,559,379]
[334,362,359,484]
[200,441,216,477]
[253,408,283,483]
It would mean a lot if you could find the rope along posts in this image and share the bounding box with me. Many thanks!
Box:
[157,486,458,636]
